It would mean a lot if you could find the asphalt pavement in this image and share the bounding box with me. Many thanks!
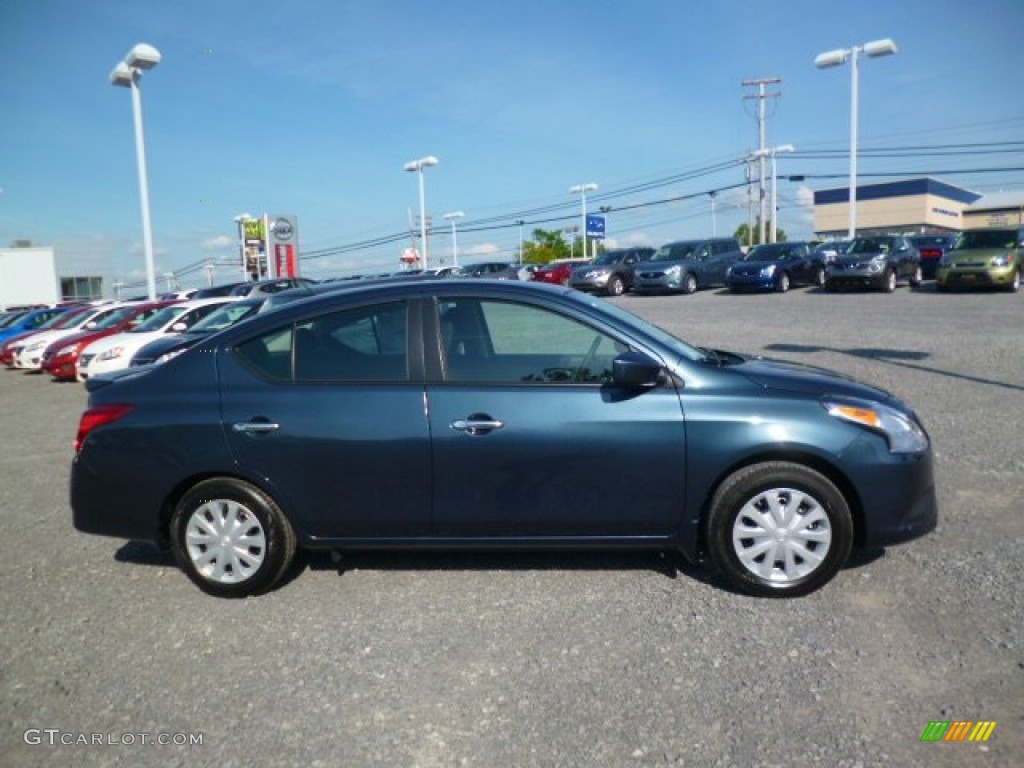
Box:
[2,282,1021,767]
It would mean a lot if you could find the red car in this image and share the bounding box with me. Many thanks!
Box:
[40,301,177,380]
[530,259,590,286]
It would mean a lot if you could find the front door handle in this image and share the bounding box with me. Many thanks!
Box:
[450,414,504,436]
[232,420,280,434]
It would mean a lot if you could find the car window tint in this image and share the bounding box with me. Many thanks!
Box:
[439,298,628,384]
[236,302,407,382]
[295,302,408,381]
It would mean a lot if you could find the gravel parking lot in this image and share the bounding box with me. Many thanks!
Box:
[2,283,1021,767]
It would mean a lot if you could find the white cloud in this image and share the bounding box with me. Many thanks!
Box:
[202,235,235,251]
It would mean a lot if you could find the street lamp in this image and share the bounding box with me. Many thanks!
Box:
[110,43,162,301]
[516,220,525,265]
[815,38,898,238]
[404,156,439,269]
[752,145,795,243]
[442,210,464,267]
[569,183,597,260]
[708,191,717,237]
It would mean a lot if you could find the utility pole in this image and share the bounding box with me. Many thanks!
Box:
[742,77,782,245]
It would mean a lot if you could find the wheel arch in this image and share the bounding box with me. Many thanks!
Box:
[692,449,866,558]
[156,470,301,549]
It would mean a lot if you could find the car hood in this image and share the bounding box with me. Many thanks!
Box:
[834,252,885,266]
[732,354,892,402]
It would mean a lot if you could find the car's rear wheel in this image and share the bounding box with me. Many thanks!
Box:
[775,272,790,293]
[606,275,625,296]
[682,273,698,295]
[909,265,923,287]
[171,478,297,598]
[812,266,826,287]
[705,462,853,597]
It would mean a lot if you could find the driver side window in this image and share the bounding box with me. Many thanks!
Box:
[439,298,628,384]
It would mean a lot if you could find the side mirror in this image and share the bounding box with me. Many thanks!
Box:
[611,351,662,388]
[84,321,97,330]
[170,321,188,332]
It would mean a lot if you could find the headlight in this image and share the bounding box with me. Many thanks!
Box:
[154,348,188,365]
[56,342,82,357]
[665,264,682,277]
[96,347,124,362]
[760,264,777,277]
[868,259,884,273]
[991,253,1011,267]
[823,397,929,453]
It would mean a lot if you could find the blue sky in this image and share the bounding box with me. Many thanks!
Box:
[2,0,1022,289]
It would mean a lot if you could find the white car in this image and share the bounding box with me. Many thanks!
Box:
[10,304,131,371]
[77,298,236,381]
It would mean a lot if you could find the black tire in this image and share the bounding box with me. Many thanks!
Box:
[1005,270,1020,293]
[705,462,853,598]
[606,275,625,296]
[813,266,826,288]
[682,273,698,295]
[824,280,836,293]
[170,477,297,598]
[881,269,897,293]
[909,265,923,287]
[936,281,949,293]
[775,272,791,293]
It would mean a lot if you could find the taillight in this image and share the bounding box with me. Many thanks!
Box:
[920,248,941,259]
[74,403,134,452]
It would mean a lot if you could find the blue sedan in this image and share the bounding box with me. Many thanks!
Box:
[71,280,937,598]
[725,242,825,293]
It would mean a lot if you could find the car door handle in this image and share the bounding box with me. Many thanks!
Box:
[232,420,280,433]
[450,416,504,435]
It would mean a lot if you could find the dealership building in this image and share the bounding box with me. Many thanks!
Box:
[0,241,111,310]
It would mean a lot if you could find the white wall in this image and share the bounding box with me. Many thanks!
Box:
[0,247,59,308]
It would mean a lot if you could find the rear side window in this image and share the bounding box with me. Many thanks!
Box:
[236,302,408,382]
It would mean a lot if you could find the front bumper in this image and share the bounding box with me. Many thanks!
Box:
[633,273,683,293]
[936,264,1017,289]
[725,275,775,292]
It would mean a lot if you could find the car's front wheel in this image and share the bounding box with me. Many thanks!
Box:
[705,462,853,597]
[881,268,897,293]
[812,265,826,287]
[606,275,625,296]
[170,478,297,598]
[775,271,790,293]
[682,273,698,295]
[1005,269,1020,293]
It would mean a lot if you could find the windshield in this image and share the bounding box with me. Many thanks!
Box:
[0,311,27,329]
[911,236,950,248]
[847,238,894,255]
[743,244,799,261]
[569,292,705,363]
[91,305,142,330]
[132,305,188,332]
[653,243,696,261]
[952,230,1019,250]
[189,301,260,332]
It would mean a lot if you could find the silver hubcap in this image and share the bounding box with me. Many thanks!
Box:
[185,499,267,584]
[731,487,832,583]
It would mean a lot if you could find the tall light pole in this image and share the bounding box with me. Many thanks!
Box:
[753,145,795,243]
[404,156,439,269]
[517,220,525,265]
[234,213,254,281]
[815,38,898,238]
[442,210,464,267]
[708,191,718,237]
[569,183,597,260]
[110,43,162,301]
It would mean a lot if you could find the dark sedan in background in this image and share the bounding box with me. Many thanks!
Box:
[911,235,955,280]
[72,280,936,599]
[725,242,825,292]
[130,297,266,367]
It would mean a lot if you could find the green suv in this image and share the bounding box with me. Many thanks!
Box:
[936,227,1022,292]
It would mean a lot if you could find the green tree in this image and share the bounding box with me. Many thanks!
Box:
[522,228,571,264]
[734,218,787,247]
